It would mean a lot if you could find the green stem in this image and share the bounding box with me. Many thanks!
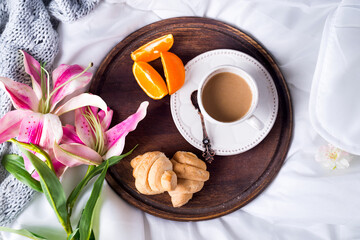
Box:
[40,63,47,100]
[67,165,96,217]
[86,165,96,176]
[65,218,73,237]
[8,138,55,173]
[44,66,51,113]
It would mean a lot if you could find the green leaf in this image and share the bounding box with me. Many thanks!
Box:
[67,228,79,240]
[0,226,46,240]
[66,222,94,240]
[79,161,109,240]
[90,230,95,240]
[18,146,71,235]
[67,147,136,215]
[8,139,55,172]
[1,154,42,192]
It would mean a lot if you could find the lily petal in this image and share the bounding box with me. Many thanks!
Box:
[53,143,103,167]
[18,113,63,149]
[53,93,107,116]
[74,107,96,149]
[49,149,67,178]
[50,162,67,179]
[23,151,39,181]
[18,113,44,146]
[62,124,84,144]
[104,134,125,160]
[0,77,39,111]
[0,110,30,144]
[50,64,92,111]
[21,50,42,100]
[98,107,113,131]
[105,101,148,159]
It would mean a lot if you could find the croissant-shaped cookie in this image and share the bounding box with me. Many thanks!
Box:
[169,151,209,207]
[131,151,177,195]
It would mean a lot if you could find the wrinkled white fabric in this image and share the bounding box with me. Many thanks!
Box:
[4,0,360,239]
[310,0,360,155]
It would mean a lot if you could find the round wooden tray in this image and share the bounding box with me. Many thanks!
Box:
[90,17,293,221]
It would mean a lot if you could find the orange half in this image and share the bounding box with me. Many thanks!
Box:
[132,61,168,99]
[131,34,174,62]
[161,52,185,95]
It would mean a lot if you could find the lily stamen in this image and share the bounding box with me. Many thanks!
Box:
[48,62,93,101]
[82,106,106,156]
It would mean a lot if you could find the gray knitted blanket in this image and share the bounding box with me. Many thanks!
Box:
[0,0,100,227]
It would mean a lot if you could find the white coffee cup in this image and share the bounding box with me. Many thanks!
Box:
[197,65,264,130]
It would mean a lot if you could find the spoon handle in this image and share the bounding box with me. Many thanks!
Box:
[198,111,215,163]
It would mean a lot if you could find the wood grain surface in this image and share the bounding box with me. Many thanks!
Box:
[90,17,293,221]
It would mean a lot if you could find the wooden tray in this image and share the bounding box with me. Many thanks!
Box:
[90,17,293,221]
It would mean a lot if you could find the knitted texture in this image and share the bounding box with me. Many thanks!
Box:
[0,0,99,229]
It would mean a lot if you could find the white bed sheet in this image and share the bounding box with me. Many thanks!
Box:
[3,0,360,239]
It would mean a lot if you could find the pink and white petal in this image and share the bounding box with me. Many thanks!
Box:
[40,114,63,147]
[18,112,44,146]
[18,113,62,149]
[23,151,45,181]
[0,110,30,144]
[23,153,38,180]
[52,158,67,178]
[105,101,148,157]
[61,124,84,144]
[21,50,42,100]
[48,149,67,178]
[53,93,107,116]
[103,134,125,160]
[74,108,96,149]
[50,64,92,111]
[0,77,39,111]
[98,107,113,131]
[53,143,103,167]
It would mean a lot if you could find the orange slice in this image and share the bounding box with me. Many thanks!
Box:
[161,52,185,95]
[131,34,174,62]
[132,61,168,99]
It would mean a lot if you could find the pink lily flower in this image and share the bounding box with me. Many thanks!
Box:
[53,101,148,166]
[0,51,107,178]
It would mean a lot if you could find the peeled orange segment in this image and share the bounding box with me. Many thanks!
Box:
[131,34,174,62]
[132,62,168,100]
[161,52,185,95]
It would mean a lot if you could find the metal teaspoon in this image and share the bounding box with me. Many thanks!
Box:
[190,90,215,163]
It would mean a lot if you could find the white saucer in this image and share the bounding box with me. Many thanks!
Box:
[170,49,278,156]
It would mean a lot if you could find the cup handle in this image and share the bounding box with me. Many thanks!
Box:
[246,115,264,130]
